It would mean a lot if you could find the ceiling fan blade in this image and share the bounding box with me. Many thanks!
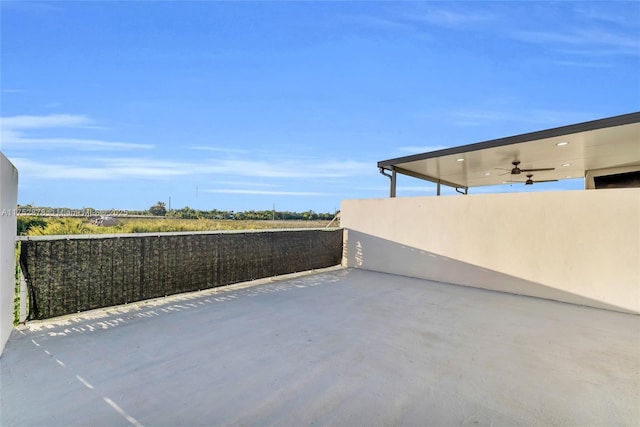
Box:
[534,179,558,183]
[521,167,555,172]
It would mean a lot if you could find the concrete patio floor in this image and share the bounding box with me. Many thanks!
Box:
[1,267,638,426]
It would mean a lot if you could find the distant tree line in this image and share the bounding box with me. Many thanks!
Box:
[16,203,337,221]
[146,201,335,220]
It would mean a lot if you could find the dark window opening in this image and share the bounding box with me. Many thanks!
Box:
[594,171,640,189]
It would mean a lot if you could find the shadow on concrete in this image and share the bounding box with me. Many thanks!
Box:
[15,267,349,339]
[343,230,637,315]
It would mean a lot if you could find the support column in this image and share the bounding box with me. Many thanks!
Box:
[390,168,396,198]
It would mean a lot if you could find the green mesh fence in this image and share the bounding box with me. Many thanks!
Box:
[19,229,343,320]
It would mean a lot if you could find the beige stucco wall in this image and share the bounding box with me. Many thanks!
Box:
[0,153,18,355]
[341,189,640,314]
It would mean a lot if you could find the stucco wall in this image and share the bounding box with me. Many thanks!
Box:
[1,153,18,355]
[341,189,640,314]
[20,228,343,320]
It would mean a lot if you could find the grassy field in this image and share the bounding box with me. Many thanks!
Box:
[20,216,337,236]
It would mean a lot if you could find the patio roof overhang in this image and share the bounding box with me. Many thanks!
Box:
[378,111,640,195]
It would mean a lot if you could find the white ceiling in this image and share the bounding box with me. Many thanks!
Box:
[379,113,640,188]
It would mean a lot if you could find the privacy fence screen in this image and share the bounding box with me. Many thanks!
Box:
[19,228,343,320]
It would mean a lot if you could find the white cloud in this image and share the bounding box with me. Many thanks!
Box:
[188,146,251,154]
[99,158,193,178]
[409,9,495,28]
[10,157,190,180]
[394,4,640,59]
[210,180,278,188]
[419,108,594,128]
[347,7,494,39]
[343,14,418,32]
[3,113,374,181]
[0,114,153,151]
[197,159,373,178]
[8,137,153,150]
[512,28,640,55]
[553,60,613,68]
[0,114,93,129]
[10,158,116,180]
[9,156,374,181]
[204,189,334,197]
[574,6,638,28]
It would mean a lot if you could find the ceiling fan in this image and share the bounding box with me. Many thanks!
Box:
[521,173,558,185]
[497,160,555,176]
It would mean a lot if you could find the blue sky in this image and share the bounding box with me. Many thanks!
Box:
[1,1,639,213]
